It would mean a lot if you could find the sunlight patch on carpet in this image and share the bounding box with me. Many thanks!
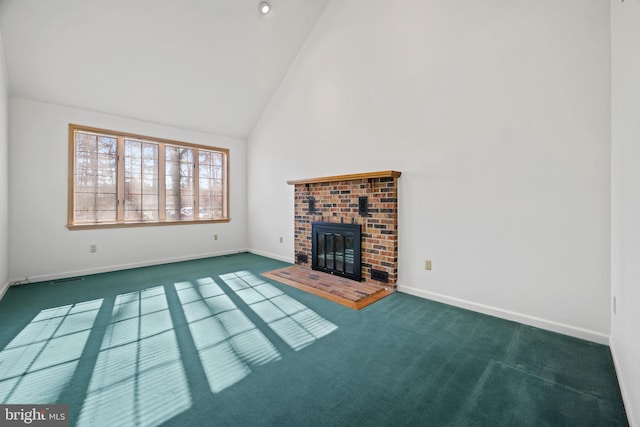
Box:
[0,299,102,403]
[77,287,190,427]
[220,271,338,351]
[175,277,281,394]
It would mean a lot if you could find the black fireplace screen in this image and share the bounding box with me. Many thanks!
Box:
[311,222,361,281]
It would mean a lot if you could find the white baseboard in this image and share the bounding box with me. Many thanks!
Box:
[0,280,9,301]
[610,342,637,427]
[398,285,610,345]
[9,249,250,284]
[248,249,294,264]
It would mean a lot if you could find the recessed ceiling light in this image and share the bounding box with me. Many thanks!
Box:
[259,2,271,15]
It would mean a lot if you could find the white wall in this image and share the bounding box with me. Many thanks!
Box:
[8,97,248,282]
[0,31,8,297]
[611,0,640,424]
[248,0,611,343]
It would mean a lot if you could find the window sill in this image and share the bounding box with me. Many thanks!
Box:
[67,218,231,230]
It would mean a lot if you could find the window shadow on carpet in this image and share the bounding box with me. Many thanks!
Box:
[0,265,338,426]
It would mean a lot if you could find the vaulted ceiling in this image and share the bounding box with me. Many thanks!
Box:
[0,0,329,139]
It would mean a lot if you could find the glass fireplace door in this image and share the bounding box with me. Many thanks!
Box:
[312,222,361,282]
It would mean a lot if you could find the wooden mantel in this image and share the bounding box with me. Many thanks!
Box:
[287,170,401,186]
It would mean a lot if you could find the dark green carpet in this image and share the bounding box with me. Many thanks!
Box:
[0,253,628,426]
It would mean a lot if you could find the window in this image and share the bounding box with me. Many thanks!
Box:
[68,124,229,229]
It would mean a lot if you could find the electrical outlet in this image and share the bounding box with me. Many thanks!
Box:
[89,244,97,253]
[425,259,432,270]
[279,237,283,244]
[214,234,218,241]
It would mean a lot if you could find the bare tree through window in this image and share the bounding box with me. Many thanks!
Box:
[68,125,229,228]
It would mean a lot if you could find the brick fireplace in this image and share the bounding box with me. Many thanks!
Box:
[288,171,401,288]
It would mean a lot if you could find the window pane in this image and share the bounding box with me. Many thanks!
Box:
[70,125,228,227]
[74,132,117,223]
[198,151,224,219]
[124,139,159,221]
[165,146,194,220]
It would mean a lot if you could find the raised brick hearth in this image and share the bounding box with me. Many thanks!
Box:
[288,171,401,288]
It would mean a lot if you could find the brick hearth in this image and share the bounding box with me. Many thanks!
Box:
[288,171,401,287]
[263,265,394,310]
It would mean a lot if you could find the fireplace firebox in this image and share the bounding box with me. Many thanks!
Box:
[311,222,362,282]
